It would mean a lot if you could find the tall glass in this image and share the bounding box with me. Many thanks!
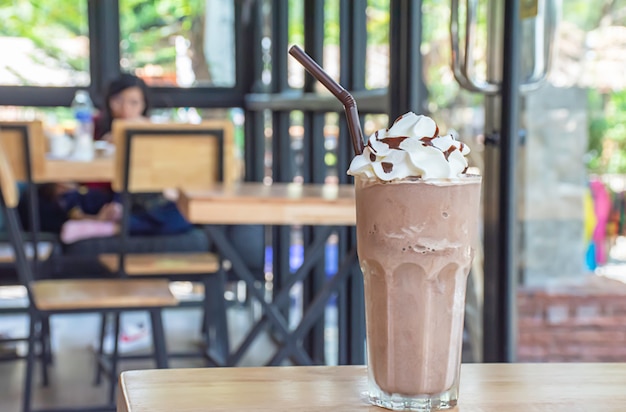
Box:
[355,175,482,411]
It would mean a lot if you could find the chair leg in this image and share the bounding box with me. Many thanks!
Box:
[39,316,49,387]
[107,312,120,405]
[149,309,168,369]
[43,316,53,365]
[94,312,108,386]
[203,272,230,366]
[23,314,38,412]
[200,310,207,335]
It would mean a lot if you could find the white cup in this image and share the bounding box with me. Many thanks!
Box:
[48,132,74,158]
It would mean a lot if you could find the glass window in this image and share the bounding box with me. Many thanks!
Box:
[119,0,236,88]
[323,0,340,89]
[365,0,390,90]
[287,0,305,89]
[0,106,73,126]
[0,0,90,86]
[286,0,341,91]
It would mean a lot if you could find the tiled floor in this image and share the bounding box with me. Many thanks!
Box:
[0,288,280,412]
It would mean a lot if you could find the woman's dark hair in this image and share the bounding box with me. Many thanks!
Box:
[95,73,150,139]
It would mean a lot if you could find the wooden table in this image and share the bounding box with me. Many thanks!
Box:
[37,156,114,183]
[177,182,356,225]
[177,182,361,367]
[117,363,626,411]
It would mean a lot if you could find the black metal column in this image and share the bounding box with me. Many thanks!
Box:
[337,0,367,366]
[498,0,520,362]
[388,0,426,119]
[483,0,521,363]
[88,0,121,100]
[300,0,328,363]
[270,0,293,350]
[242,0,266,182]
[302,0,326,184]
[269,0,290,179]
[336,0,366,183]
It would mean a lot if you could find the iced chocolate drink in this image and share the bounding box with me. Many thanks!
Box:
[349,113,481,411]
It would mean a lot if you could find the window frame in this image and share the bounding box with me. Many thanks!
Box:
[0,0,247,109]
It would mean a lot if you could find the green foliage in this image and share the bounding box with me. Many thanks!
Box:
[119,0,206,73]
[586,89,626,174]
[287,0,304,45]
[0,0,88,73]
[562,0,626,30]
[2,0,625,151]
[325,0,340,44]
[287,0,390,48]
[366,0,390,45]
[587,116,608,172]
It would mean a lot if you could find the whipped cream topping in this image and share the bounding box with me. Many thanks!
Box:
[347,112,470,181]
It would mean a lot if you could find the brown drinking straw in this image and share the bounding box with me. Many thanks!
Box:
[288,45,365,155]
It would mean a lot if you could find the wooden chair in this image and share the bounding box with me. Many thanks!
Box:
[0,121,49,259]
[110,119,239,190]
[95,120,234,368]
[0,138,179,412]
[0,121,54,369]
[0,120,46,184]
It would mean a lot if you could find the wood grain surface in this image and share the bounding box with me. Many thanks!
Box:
[98,253,220,276]
[178,183,356,226]
[41,156,114,183]
[31,279,178,311]
[112,120,238,192]
[118,363,626,411]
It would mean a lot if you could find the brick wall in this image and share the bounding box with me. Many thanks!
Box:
[518,276,626,362]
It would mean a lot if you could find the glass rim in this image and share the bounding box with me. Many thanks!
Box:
[355,174,482,185]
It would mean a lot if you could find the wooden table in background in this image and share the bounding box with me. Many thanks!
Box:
[39,156,114,183]
[177,182,360,367]
[117,363,626,411]
[177,182,356,226]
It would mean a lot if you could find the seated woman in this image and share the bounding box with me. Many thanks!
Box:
[25,73,193,244]
[94,72,150,141]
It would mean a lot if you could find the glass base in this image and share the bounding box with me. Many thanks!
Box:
[368,384,458,411]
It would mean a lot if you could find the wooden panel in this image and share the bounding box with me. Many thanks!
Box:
[0,139,19,208]
[0,120,46,182]
[118,364,626,412]
[129,134,218,191]
[177,183,357,226]
[99,253,220,276]
[31,279,178,311]
[112,120,237,192]
[0,128,27,181]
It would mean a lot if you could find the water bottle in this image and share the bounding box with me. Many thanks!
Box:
[71,90,95,161]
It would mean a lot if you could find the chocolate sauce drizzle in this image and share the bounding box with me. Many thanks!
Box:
[442,146,457,160]
[381,162,394,174]
[365,118,464,171]
[379,136,409,149]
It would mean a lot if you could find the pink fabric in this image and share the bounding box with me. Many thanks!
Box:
[590,180,611,265]
[60,220,118,244]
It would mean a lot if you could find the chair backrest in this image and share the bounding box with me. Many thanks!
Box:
[0,121,46,182]
[0,138,36,289]
[0,140,19,209]
[111,120,238,193]
[0,121,46,251]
